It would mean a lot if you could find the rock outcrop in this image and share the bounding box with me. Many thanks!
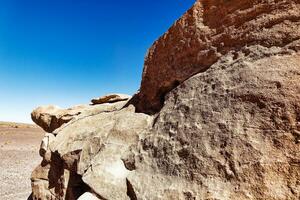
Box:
[91,94,131,105]
[132,0,300,113]
[31,97,129,133]
[31,105,82,133]
[30,1,300,200]
[31,105,152,200]
[126,48,300,199]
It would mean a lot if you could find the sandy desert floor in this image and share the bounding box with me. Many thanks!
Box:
[0,122,44,200]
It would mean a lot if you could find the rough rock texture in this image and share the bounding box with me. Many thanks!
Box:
[30,105,152,200]
[133,0,300,113]
[50,105,152,199]
[31,100,128,133]
[126,49,300,199]
[31,105,81,133]
[31,155,69,200]
[91,94,131,105]
[30,0,300,200]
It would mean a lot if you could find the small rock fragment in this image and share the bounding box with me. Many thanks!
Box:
[91,94,131,105]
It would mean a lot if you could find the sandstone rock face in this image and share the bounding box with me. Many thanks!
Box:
[31,105,80,133]
[133,0,300,113]
[91,94,131,105]
[126,49,300,199]
[30,1,300,200]
[30,105,152,200]
[31,100,128,133]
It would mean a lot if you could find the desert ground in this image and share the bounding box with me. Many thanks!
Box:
[0,122,44,200]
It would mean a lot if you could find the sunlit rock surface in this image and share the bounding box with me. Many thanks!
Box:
[30,0,300,199]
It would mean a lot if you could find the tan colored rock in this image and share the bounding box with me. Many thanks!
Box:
[91,93,131,105]
[49,105,152,199]
[30,1,300,200]
[31,154,69,200]
[126,50,300,199]
[133,0,300,113]
[39,133,55,160]
[31,100,127,133]
[31,105,152,199]
[31,105,83,133]
[31,153,89,200]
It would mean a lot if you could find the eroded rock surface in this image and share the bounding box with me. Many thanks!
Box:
[31,105,81,133]
[91,94,131,105]
[133,0,300,113]
[30,0,300,200]
[126,48,300,199]
[31,100,128,133]
[31,105,152,200]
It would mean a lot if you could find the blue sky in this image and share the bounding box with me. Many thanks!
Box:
[0,0,195,123]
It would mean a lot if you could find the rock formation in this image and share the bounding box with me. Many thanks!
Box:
[132,0,300,113]
[127,50,300,199]
[31,95,130,133]
[31,105,83,133]
[30,0,300,200]
[91,94,131,105]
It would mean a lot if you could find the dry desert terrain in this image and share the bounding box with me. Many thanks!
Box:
[0,122,44,200]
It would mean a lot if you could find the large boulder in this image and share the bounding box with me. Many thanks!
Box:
[132,0,300,113]
[31,100,128,133]
[125,47,300,199]
[31,105,82,133]
[31,105,152,199]
[49,105,152,199]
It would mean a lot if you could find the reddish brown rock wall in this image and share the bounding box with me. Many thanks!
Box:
[134,0,300,113]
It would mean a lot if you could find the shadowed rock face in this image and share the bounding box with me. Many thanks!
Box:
[133,0,300,113]
[30,1,300,200]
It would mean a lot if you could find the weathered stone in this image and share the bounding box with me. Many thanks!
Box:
[39,133,55,160]
[133,0,300,113]
[31,101,127,133]
[31,154,69,200]
[126,49,300,199]
[49,105,152,199]
[91,94,131,105]
[29,1,300,200]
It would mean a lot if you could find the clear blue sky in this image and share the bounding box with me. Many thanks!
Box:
[0,0,195,123]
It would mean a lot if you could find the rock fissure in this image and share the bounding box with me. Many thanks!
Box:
[126,179,137,200]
